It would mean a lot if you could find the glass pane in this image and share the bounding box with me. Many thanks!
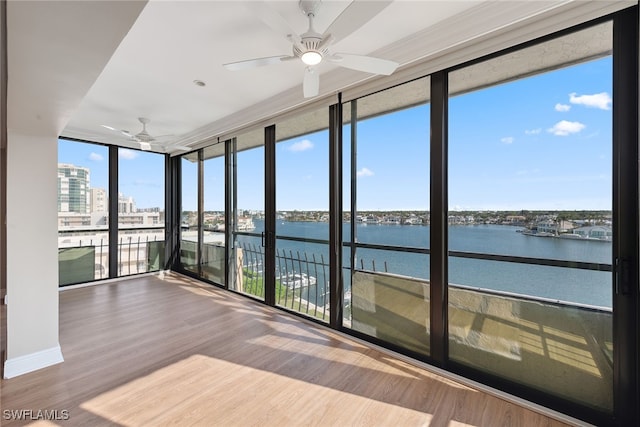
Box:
[181,155,199,274]
[275,107,329,320]
[231,129,264,300]
[275,239,330,322]
[117,149,165,277]
[58,139,109,285]
[351,270,430,357]
[355,77,430,246]
[447,22,613,413]
[342,103,353,326]
[343,77,431,356]
[203,149,226,284]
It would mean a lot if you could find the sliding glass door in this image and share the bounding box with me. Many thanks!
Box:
[447,21,614,417]
[230,128,266,300]
[343,77,431,356]
[274,108,330,321]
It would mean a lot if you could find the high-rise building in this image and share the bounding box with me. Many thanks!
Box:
[118,192,136,213]
[58,163,90,213]
[90,187,107,213]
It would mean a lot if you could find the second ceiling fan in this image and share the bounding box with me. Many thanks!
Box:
[223,0,399,98]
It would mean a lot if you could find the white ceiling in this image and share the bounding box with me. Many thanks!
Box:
[6,0,636,155]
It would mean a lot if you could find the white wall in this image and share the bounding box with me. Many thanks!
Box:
[3,0,147,378]
[4,131,62,377]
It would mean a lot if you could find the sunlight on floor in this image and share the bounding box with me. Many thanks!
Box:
[80,354,435,426]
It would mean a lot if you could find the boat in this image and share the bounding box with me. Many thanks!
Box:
[557,233,585,240]
[237,217,255,231]
[280,273,317,289]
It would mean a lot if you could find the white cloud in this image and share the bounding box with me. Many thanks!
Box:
[287,139,313,152]
[555,103,571,112]
[548,120,585,136]
[525,128,541,135]
[501,137,514,144]
[88,152,104,161]
[357,167,374,177]
[119,149,139,160]
[569,92,611,110]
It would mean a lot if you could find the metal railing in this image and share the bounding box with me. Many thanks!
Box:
[58,228,165,286]
[235,237,613,319]
[237,242,330,321]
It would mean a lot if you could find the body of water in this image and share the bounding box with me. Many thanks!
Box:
[236,220,612,309]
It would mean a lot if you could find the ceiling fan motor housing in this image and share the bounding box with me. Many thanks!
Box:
[294,38,328,58]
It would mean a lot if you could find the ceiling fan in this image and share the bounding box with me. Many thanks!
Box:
[101,117,189,152]
[223,0,399,98]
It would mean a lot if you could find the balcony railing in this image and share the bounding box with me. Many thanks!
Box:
[58,227,165,286]
[236,242,330,322]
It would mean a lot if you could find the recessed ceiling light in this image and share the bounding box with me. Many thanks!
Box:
[193,80,206,87]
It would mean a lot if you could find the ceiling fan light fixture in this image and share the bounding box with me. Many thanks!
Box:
[301,50,322,66]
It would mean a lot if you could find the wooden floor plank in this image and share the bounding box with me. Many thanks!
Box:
[1,273,572,426]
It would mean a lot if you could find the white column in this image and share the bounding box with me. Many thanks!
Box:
[4,131,62,378]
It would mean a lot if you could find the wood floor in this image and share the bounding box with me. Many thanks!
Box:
[1,273,574,426]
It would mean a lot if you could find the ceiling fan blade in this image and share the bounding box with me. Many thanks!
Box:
[223,55,294,71]
[101,124,132,138]
[249,1,302,44]
[328,53,398,75]
[303,67,319,98]
[323,1,393,44]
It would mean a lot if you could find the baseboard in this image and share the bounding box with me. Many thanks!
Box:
[3,345,64,379]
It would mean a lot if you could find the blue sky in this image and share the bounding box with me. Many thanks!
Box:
[448,57,612,211]
[60,56,612,212]
[58,141,165,209]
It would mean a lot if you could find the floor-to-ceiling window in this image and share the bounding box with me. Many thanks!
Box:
[343,77,431,357]
[58,140,167,284]
[447,21,614,416]
[230,128,265,300]
[274,107,330,321]
[180,153,199,274]
[202,143,226,284]
[171,8,637,424]
[117,148,165,276]
[58,139,109,285]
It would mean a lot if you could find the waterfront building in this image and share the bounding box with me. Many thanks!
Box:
[573,225,613,241]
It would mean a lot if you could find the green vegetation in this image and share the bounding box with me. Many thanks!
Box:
[241,269,329,322]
